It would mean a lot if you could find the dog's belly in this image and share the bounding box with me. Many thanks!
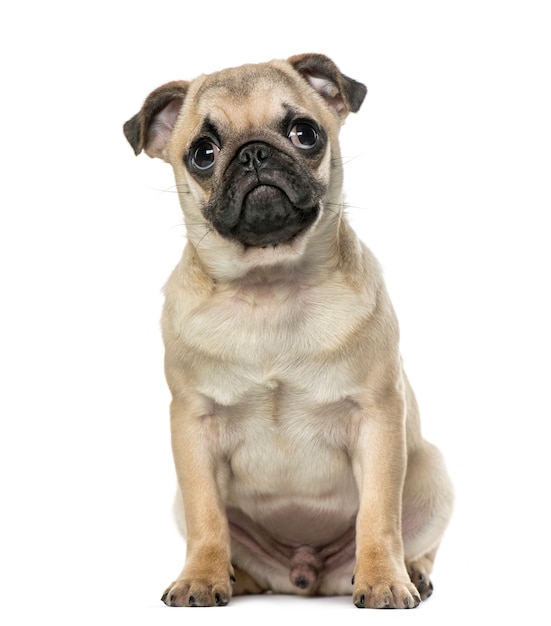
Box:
[224,406,360,543]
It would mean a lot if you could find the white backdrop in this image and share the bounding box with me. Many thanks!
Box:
[1,1,550,624]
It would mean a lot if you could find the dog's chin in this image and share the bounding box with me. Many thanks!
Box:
[231,221,318,270]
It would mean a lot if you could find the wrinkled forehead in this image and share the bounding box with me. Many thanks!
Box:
[190,63,320,131]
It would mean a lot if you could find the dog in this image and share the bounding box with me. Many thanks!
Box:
[123,53,453,609]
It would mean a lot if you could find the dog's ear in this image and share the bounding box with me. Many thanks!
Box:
[287,53,367,119]
[123,81,189,158]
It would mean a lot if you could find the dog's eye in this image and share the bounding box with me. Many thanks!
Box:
[288,122,319,150]
[191,140,220,170]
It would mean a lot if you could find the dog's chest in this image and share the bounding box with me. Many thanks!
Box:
[180,279,368,406]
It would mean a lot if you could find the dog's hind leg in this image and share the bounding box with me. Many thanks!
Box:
[231,565,269,596]
[401,439,454,602]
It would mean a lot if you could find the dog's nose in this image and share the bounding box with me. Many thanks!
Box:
[238,142,271,172]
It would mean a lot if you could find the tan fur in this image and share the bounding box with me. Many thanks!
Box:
[123,53,453,609]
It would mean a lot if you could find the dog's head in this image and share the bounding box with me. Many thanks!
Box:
[124,54,366,278]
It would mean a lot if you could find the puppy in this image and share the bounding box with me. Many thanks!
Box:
[123,53,453,609]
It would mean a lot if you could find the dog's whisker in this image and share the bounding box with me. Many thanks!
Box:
[193,226,214,251]
[145,184,191,195]
[326,201,372,212]
[332,154,365,166]
[168,223,185,231]
[323,205,342,219]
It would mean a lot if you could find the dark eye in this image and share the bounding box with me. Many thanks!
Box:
[288,122,319,150]
[191,140,220,170]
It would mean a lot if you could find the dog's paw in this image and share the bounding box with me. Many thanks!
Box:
[352,574,421,609]
[407,560,434,601]
[161,573,233,607]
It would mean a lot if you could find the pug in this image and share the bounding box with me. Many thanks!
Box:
[123,53,453,609]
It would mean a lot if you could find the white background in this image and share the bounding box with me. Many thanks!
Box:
[1,1,550,624]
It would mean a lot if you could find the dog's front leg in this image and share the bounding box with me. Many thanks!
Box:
[351,383,421,609]
[161,392,234,607]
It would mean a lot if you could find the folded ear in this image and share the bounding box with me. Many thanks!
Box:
[287,53,367,119]
[123,81,189,159]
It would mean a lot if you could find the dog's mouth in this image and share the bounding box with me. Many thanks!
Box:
[216,183,321,248]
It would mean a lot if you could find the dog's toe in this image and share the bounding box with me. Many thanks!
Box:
[407,564,434,601]
[162,577,232,607]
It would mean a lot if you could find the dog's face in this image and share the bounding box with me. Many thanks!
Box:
[124,54,366,277]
